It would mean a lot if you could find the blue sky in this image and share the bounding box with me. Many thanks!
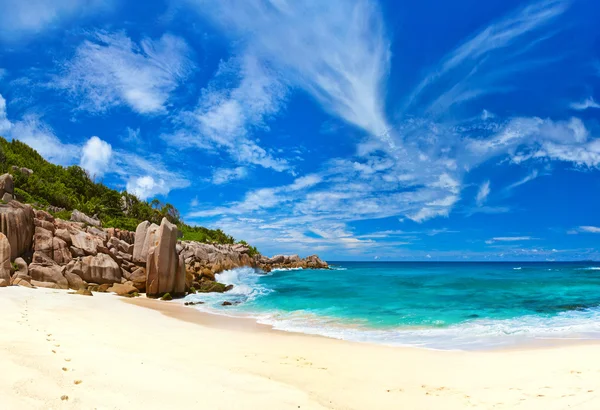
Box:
[1,0,600,261]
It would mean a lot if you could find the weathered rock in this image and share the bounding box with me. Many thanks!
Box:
[109,237,133,255]
[55,229,72,245]
[34,218,55,233]
[0,201,35,259]
[64,270,86,290]
[2,193,13,202]
[69,253,121,285]
[29,264,68,289]
[31,280,60,289]
[70,209,101,227]
[12,257,28,278]
[146,218,185,297]
[12,277,33,288]
[0,278,8,287]
[0,233,11,283]
[197,281,230,293]
[52,237,72,265]
[0,173,14,199]
[87,226,107,242]
[35,210,54,222]
[33,226,54,258]
[124,267,146,291]
[70,231,98,255]
[75,288,93,296]
[133,221,158,264]
[222,301,232,306]
[69,246,86,258]
[107,283,138,296]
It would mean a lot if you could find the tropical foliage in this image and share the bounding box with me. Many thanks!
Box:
[0,137,255,248]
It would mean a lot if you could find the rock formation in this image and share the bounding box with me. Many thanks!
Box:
[0,200,328,298]
[0,233,11,285]
[145,218,185,297]
[0,201,35,259]
[70,209,102,227]
[0,173,14,201]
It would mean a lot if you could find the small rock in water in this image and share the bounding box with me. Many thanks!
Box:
[222,301,233,306]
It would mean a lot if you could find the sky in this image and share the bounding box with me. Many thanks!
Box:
[1,0,600,261]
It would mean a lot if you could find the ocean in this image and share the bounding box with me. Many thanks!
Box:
[183,262,600,350]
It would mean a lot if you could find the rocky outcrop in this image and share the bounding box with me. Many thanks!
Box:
[133,221,159,264]
[0,198,327,298]
[0,173,14,201]
[0,201,35,259]
[70,209,101,227]
[67,253,121,285]
[0,233,11,283]
[29,252,68,289]
[146,218,185,297]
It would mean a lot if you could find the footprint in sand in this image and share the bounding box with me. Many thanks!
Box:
[74,380,82,385]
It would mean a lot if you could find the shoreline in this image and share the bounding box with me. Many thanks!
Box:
[130,294,600,353]
[2,286,600,409]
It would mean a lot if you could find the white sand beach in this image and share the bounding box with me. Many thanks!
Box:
[1,286,599,409]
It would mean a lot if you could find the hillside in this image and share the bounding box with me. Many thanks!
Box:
[0,137,256,253]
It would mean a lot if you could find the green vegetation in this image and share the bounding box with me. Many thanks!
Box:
[0,137,258,250]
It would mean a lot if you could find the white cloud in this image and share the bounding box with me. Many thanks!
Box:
[0,0,113,42]
[578,226,600,234]
[570,97,600,111]
[182,0,391,141]
[166,55,290,171]
[476,180,491,206]
[506,169,540,191]
[0,94,11,134]
[405,0,569,113]
[0,68,7,81]
[55,31,193,114]
[212,167,248,185]
[115,151,189,200]
[8,114,80,165]
[486,236,535,244]
[80,136,112,178]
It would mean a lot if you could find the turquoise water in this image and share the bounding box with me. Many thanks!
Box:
[184,262,600,350]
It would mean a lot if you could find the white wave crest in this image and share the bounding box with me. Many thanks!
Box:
[255,307,600,351]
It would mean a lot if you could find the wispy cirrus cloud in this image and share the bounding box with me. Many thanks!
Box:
[569,226,600,234]
[166,55,290,172]
[486,236,536,244]
[54,31,194,114]
[211,167,248,185]
[405,0,569,114]
[476,180,491,206]
[0,0,114,42]
[182,0,392,140]
[570,97,600,111]
[505,169,540,191]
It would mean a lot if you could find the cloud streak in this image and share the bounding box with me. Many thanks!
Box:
[55,31,194,114]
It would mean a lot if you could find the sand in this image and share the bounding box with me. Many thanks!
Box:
[1,287,599,409]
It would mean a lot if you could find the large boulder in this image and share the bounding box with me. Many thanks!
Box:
[33,226,54,258]
[124,267,146,291]
[0,233,11,283]
[0,173,14,199]
[67,253,121,285]
[29,260,68,289]
[52,237,72,265]
[70,209,101,227]
[107,283,138,296]
[70,231,99,255]
[64,270,86,290]
[133,221,159,263]
[146,218,185,297]
[0,201,35,259]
